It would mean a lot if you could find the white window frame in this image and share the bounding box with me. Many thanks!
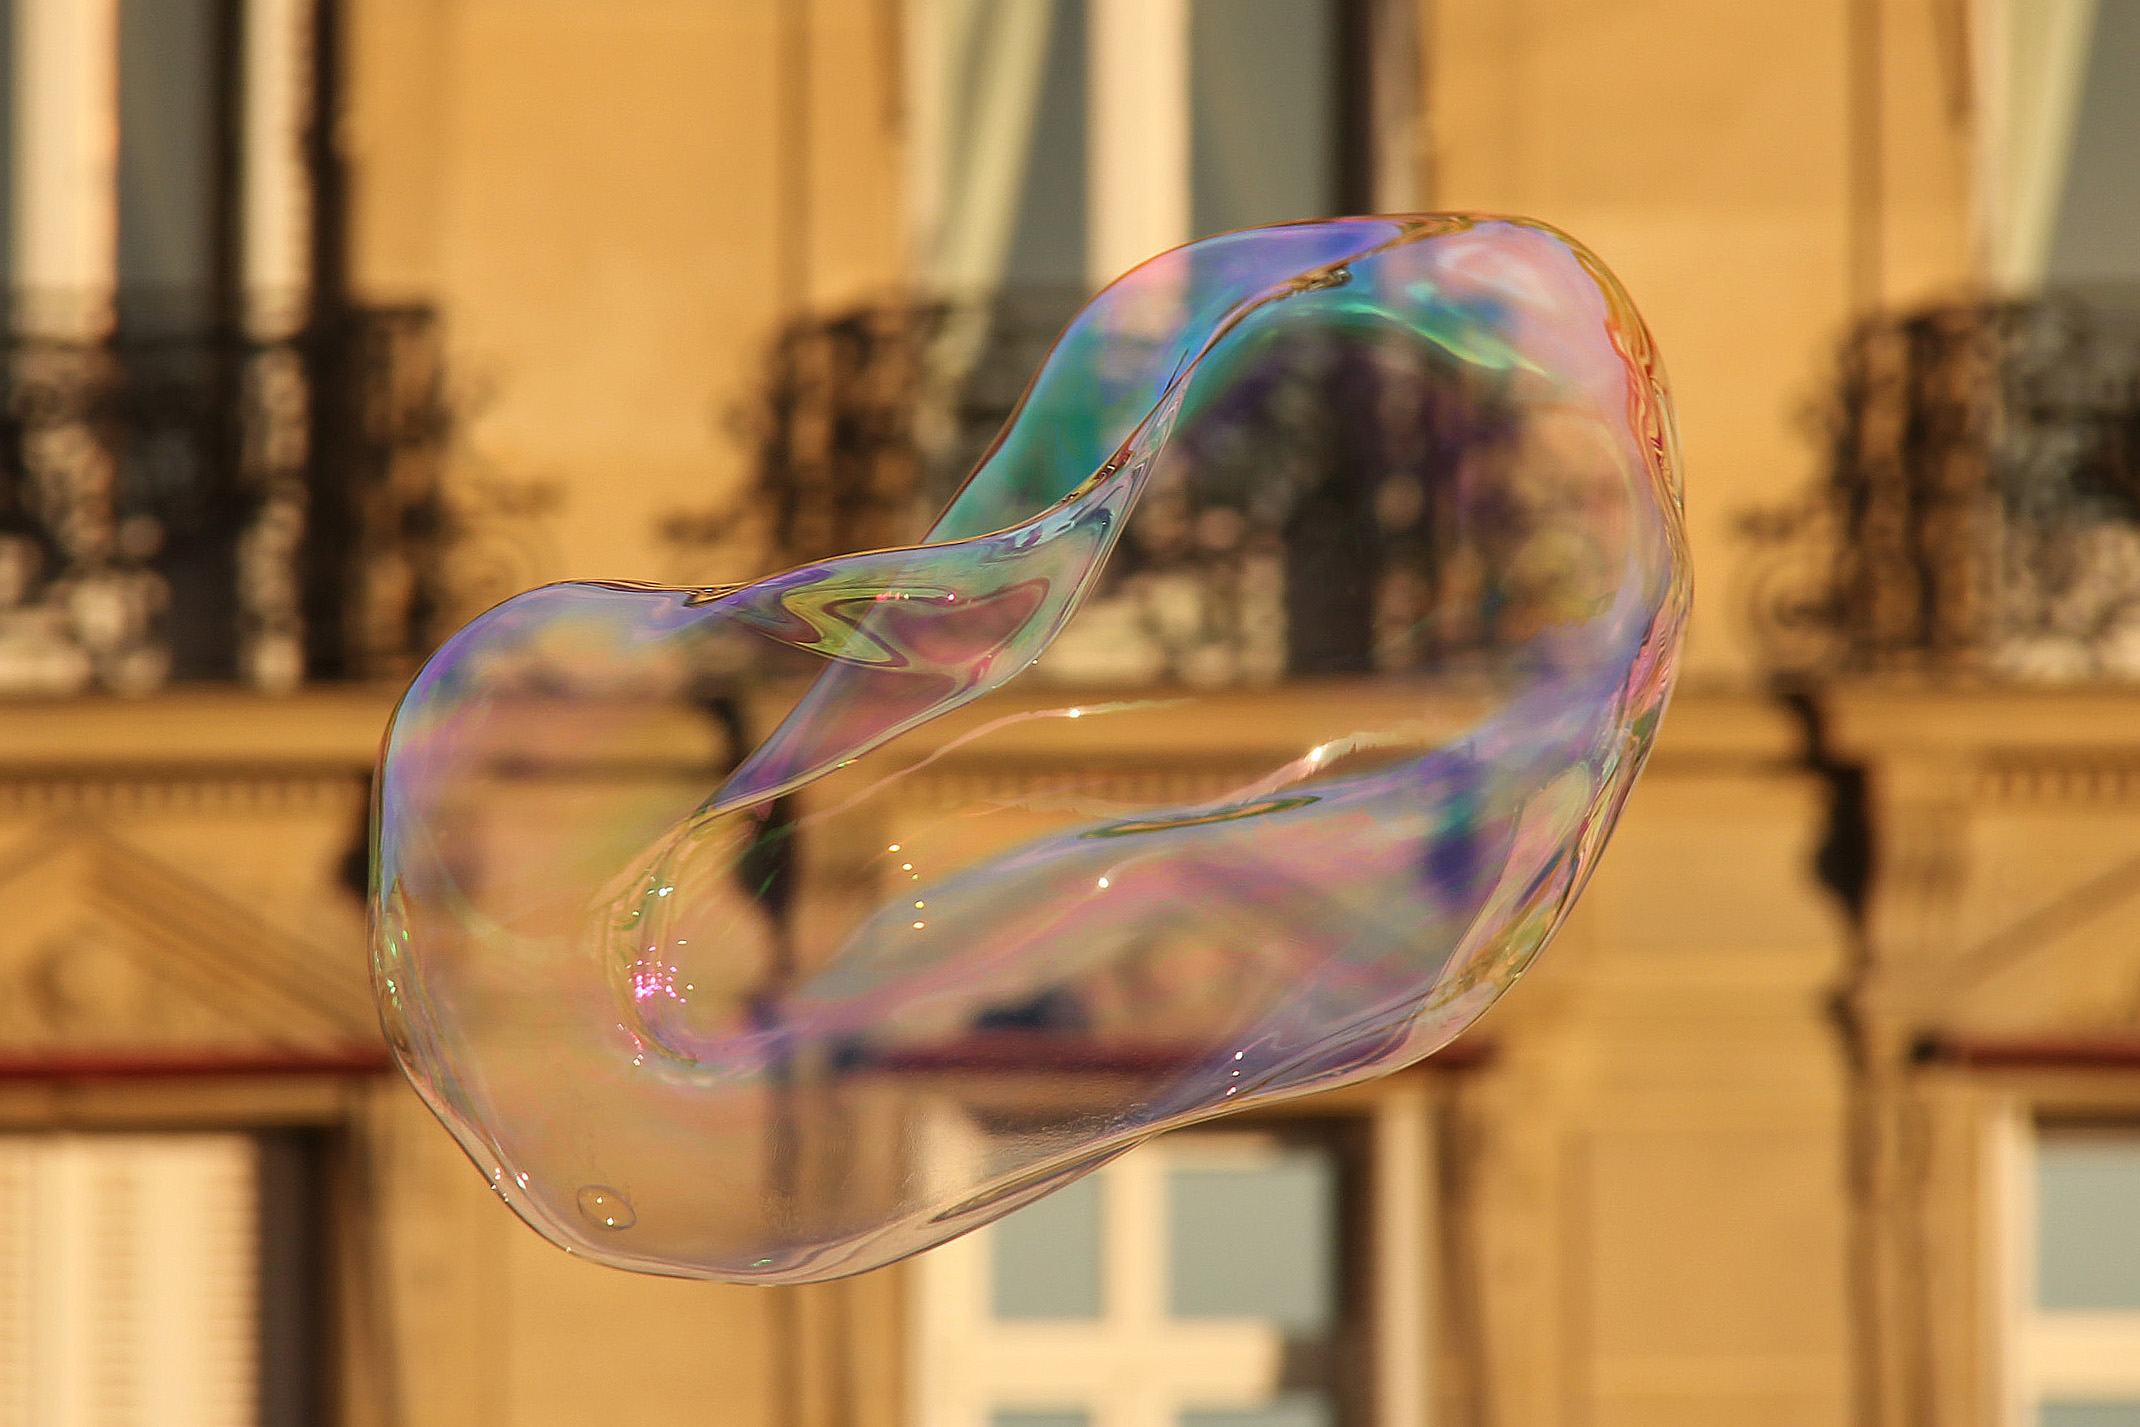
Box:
[9,0,315,337]
[1996,1105,2140,1423]
[905,0,1422,296]
[910,1087,1434,1427]
[12,0,120,336]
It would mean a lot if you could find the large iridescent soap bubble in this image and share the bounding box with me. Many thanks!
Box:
[373,216,1687,1283]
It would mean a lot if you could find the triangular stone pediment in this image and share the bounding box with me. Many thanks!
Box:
[0,822,375,1056]
[1934,842,2140,1039]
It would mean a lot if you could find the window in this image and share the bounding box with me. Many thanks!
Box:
[0,0,446,694]
[3,0,314,331]
[2014,1123,2140,1426]
[912,0,1417,298]
[0,1130,327,1427]
[0,0,321,691]
[913,1100,1431,1427]
[889,0,1442,686]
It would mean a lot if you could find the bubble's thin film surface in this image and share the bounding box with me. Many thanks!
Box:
[373,216,1688,1284]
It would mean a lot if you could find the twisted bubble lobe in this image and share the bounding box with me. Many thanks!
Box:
[372,216,1689,1283]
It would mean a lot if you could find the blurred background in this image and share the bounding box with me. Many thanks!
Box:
[0,1,2135,1425]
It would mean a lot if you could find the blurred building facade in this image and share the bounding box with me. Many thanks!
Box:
[0,2,2137,1426]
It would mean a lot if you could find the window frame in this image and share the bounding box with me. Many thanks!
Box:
[903,0,1422,297]
[1999,1103,2140,1424]
[0,1066,384,1427]
[908,1075,1437,1427]
[9,0,320,335]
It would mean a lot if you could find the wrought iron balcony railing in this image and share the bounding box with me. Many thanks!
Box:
[0,303,448,695]
[708,286,1606,688]
[1745,299,2140,680]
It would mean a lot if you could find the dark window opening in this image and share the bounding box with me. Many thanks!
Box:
[258,1128,335,1427]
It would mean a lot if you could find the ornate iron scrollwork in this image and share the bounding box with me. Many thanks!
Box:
[1744,299,2140,680]
[0,303,450,693]
[726,286,1615,687]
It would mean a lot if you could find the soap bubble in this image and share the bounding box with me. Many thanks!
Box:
[373,216,1688,1283]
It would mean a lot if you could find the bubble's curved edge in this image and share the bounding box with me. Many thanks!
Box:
[503,981,1506,1286]
[927,214,1432,537]
[367,212,1693,1286]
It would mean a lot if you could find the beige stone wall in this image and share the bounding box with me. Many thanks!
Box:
[18,5,2133,1426]
[337,0,1984,679]
[1429,0,1977,682]
[0,684,1865,1427]
[342,0,906,597]
[0,694,803,1427]
[0,684,1858,1427]
[1446,697,1854,1426]
[312,4,1975,1424]
[1826,691,2140,1427]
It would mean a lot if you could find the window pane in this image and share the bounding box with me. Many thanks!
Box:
[1003,0,1088,289]
[118,0,231,326]
[1190,0,1341,239]
[2043,1404,2140,1427]
[2045,0,2140,295]
[2037,1131,2140,1308]
[257,1130,329,1427]
[932,0,1088,291]
[1182,1398,1332,1427]
[1167,1147,1335,1329]
[992,1172,1103,1318]
[994,1413,1091,1427]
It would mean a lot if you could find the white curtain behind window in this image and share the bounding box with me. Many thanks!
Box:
[1986,0,2099,291]
[12,0,119,337]
[0,1134,258,1427]
[918,0,1061,298]
[1087,0,1189,288]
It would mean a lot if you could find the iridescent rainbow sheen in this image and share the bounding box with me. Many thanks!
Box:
[374,216,1688,1283]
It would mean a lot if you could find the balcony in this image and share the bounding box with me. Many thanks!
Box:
[0,301,448,696]
[1747,297,2140,682]
[724,286,1609,692]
